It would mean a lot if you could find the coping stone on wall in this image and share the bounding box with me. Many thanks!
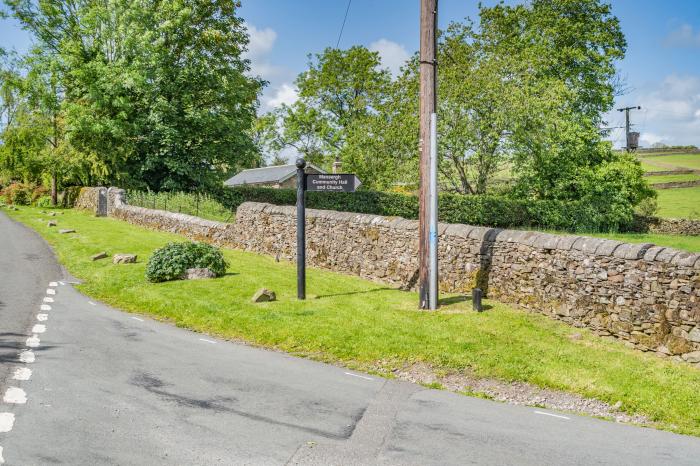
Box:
[443,224,473,238]
[556,236,581,251]
[613,242,654,260]
[643,246,665,262]
[595,239,624,256]
[655,248,680,264]
[671,251,700,268]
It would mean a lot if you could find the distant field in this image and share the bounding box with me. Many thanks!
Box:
[638,153,700,172]
[647,173,700,184]
[588,232,700,253]
[656,186,700,219]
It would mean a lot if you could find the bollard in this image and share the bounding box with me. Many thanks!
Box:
[472,288,483,312]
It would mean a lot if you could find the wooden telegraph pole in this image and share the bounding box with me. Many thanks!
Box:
[419,0,437,309]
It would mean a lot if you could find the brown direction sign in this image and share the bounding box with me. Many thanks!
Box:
[306,173,361,193]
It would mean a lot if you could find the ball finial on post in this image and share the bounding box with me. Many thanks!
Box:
[296,158,306,169]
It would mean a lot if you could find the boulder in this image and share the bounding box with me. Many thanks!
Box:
[113,254,137,264]
[59,229,75,234]
[91,252,108,261]
[252,288,276,303]
[182,268,216,280]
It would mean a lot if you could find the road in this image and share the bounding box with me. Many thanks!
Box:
[1,210,700,465]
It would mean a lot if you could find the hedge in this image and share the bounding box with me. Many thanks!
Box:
[213,186,630,232]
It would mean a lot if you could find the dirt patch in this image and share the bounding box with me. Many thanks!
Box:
[380,361,651,426]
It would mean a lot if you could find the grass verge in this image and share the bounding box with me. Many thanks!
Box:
[588,232,700,252]
[5,206,700,436]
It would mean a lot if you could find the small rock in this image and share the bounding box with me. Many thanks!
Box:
[252,288,276,303]
[682,351,700,364]
[182,268,216,280]
[58,229,75,234]
[688,327,700,343]
[113,254,137,264]
[47,221,57,227]
[91,252,108,261]
[48,212,56,217]
[611,400,622,410]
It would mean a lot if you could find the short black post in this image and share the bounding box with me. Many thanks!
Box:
[296,158,306,300]
[472,288,483,312]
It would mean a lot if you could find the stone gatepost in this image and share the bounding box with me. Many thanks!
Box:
[96,188,108,217]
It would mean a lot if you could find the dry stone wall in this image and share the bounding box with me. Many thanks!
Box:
[647,218,700,236]
[77,188,700,366]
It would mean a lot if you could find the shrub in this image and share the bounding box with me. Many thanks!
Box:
[34,196,53,208]
[31,186,49,204]
[61,186,83,208]
[146,241,228,283]
[1,183,33,206]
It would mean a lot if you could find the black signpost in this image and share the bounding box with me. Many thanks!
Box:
[296,158,361,300]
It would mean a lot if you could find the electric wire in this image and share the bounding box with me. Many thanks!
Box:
[335,0,352,49]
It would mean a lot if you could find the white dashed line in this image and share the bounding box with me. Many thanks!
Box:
[37,314,48,322]
[19,350,35,363]
[43,297,54,303]
[46,288,56,295]
[131,317,144,322]
[3,387,27,404]
[40,304,51,311]
[48,282,58,287]
[344,372,373,381]
[0,413,14,433]
[32,324,46,334]
[12,367,32,381]
[26,335,40,348]
[534,411,570,420]
[59,281,66,285]
[88,301,97,306]
[199,338,216,344]
[0,445,4,463]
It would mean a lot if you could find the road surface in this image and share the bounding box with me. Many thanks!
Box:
[1,210,700,465]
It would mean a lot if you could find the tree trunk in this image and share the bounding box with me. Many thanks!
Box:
[51,170,58,206]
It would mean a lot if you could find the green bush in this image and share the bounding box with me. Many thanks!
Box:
[212,185,634,232]
[1,183,33,206]
[146,241,228,283]
[33,196,53,208]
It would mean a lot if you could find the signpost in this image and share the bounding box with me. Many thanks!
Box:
[296,158,361,300]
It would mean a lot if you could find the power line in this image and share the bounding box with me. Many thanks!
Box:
[335,0,352,49]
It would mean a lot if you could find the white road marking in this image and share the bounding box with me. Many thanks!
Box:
[534,410,570,420]
[32,324,46,334]
[3,387,27,404]
[131,317,144,322]
[12,367,32,381]
[46,288,56,295]
[344,372,373,381]
[0,413,14,433]
[40,304,51,311]
[49,282,58,287]
[0,445,4,463]
[43,297,54,303]
[199,338,216,344]
[37,314,48,322]
[88,301,97,306]
[59,281,66,285]
[19,350,35,363]
[26,335,40,348]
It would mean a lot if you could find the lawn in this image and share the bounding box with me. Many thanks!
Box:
[646,173,700,185]
[639,153,700,171]
[5,206,700,437]
[588,232,700,252]
[656,186,700,219]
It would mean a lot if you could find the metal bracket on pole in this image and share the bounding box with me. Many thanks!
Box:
[428,113,439,310]
[296,158,306,300]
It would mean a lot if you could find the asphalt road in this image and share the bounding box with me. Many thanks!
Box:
[2,210,700,465]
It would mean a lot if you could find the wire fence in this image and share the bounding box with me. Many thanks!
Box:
[126,190,234,223]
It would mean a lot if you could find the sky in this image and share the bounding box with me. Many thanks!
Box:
[2,0,699,148]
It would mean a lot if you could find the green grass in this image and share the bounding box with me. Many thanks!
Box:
[127,190,233,222]
[656,186,700,220]
[646,173,700,185]
[588,232,700,252]
[638,153,700,171]
[5,206,700,436]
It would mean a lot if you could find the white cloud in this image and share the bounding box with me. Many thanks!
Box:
[265,83,299,109]
[664,24,700,48]
[610,74,700,148]
[246,25,277,60]
[369,38,410,76]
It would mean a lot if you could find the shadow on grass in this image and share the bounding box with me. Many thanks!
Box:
[315,287,394,299]
[439,295,493,311]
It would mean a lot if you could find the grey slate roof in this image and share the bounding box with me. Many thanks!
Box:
[224,164,325,187]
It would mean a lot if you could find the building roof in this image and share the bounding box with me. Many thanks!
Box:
[224,163,326,187]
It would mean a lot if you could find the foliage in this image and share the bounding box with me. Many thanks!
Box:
[3,0,262,192]
[216,185,640,232]
[33,195,52,208]
[60,186,83,208]
[9,205,700,437]
[1,182,32,205]
[127,190,232,222]
[146,241,228,283]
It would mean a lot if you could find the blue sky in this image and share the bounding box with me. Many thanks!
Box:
[2,1,699,147]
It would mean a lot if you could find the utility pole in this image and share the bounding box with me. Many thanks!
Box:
[419,0,437,310]
[617,105,641,152]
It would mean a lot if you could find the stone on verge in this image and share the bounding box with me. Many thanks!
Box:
[91,252,108,261]
[251,288,276,303]
[58,229,75,234]
[47,221,57,227]
[113,254,137,264]
[682,351,700,364]
[182,268,216,280]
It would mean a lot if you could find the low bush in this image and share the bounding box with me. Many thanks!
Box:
[1,183,33,205]
[146,241,228,283]
[31,186,49,204]
[33,196,53,208]
[213,186,635,232]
